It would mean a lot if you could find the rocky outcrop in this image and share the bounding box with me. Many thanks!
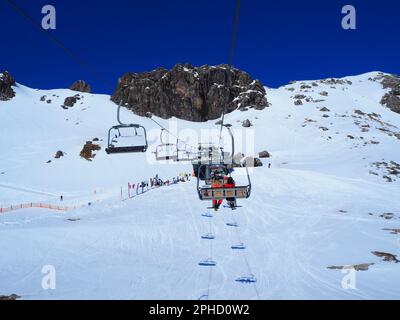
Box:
[54,150,64,159]
[70,80,91,93]
[0,71,16,101]
[242,156,263,167]
[380,74,400,114]
[371,251,399,263]
[258,150,270,158]
[0,294,20,300]
[327,263,374,271]
[242,119,252,127]
[62,94,81,109]
[111,63,268,122]
[80,141,101,161]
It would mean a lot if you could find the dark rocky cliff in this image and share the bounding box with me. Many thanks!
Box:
[111,63,268,121]
[0,71,16,101]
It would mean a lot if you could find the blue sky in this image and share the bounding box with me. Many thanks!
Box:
[1,0,399,93]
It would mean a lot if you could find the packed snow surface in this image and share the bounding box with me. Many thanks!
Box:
[0,72,399,299]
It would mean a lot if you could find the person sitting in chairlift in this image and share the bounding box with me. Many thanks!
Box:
[224,176,237,208]
[211,176,224,211]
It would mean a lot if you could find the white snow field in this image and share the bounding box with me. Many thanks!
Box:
[0,72,399,299]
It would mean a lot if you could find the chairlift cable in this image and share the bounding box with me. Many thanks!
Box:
[147,116,198,154]
[217,0,241,150]
[229,210,260,299]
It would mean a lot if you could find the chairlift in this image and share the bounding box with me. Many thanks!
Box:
[198,258,217,267]
[194,143,222,165]
[197,165,251,200]
[154,129,177,161]
[176,144,198,162]
[105,102,148,154]
[173,140,196,162]
[196,124,252,201]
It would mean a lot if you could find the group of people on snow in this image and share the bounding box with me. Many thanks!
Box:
[150,172,191,188]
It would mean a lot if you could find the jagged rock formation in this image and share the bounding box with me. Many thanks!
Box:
[111,63,268,122]
[258,150,270,158]
[70,80,91,93]
[379,74,400,114]
[242,119,252,127]
[0,71,16,101]
[80,141,101,161]
[62,94,81,109]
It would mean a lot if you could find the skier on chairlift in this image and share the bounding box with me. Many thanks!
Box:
[211,176,224,211]
[224,176,237,209]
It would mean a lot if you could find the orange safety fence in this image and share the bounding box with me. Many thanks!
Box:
[0,202,83,214]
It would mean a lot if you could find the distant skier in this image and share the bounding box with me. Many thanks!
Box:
[60,195,63,201]
[268,163,271,168]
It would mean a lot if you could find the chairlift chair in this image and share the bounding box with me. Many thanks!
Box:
[197,165,251,200]
[105,102,148,154]
[195,124,251,200]
[154,129,178,161]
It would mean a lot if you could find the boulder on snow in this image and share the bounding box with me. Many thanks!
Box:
[0,294,20,300]
[242,156,263,167]
[371,251,399,263]
[54,150,65,159]
[258,150,270,158]
[327,263,374,271]
[111,63,268,121]
[62,95,81,108]
[70,80,91,93]
[319,107,330,112]
[242,119,252,127]
[294,100,303,106]
[80,141,101,161]
[0,71,16,101]
[319,91,329,96]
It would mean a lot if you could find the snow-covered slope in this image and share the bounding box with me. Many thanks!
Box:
[0,72,399,299]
